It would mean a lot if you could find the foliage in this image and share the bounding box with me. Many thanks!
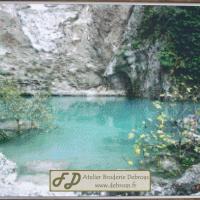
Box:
[0,79,27,123]
[131,40,141,50]
[0,79,53,136]
[158,49,177,71]
[128,100,200,177]
[137,6,200,94]
[25,93,53,129]
[118,6,200,178]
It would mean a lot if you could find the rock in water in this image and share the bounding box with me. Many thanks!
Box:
[0,120,38,141]
[0,120,36,132]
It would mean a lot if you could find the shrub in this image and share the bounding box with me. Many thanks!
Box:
[138,6,200,86]
[0,79,52,136]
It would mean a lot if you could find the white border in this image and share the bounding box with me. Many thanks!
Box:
[0,0,199,198]
[0,1,199,5]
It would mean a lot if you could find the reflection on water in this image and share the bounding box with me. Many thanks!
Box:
[0,97,198,173]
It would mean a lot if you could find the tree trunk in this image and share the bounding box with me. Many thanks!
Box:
[16,119,20,133]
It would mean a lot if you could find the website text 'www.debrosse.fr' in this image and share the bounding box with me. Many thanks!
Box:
[95,182,136,189]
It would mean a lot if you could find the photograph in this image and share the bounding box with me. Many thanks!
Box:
[0,2,199,197]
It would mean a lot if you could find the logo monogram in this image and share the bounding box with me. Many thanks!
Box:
[52,172,81,190]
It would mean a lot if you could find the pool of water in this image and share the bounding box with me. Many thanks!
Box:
[0,97,198,172]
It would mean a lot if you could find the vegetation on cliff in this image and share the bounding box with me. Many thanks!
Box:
[127,6,200,178]
[138,6,200,100]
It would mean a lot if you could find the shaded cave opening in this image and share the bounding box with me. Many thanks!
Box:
[105,72,133,98]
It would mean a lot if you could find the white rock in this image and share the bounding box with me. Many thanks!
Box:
[0,153,79,196]
[0,153,17,185]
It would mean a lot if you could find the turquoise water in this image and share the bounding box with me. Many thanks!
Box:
[0,97,198,171]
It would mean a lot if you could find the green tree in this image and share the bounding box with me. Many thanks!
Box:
[0,79,52,136]
[137,6,200,98]
[0,79,27,131]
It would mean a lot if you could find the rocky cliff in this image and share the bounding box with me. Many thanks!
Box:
[104,6,170,98]
[0,4,169,98]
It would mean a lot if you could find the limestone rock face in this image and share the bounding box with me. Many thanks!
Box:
[104,6,170,98]
[0,4,131,95]
[0,4,171,97]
